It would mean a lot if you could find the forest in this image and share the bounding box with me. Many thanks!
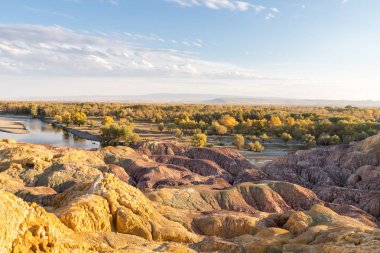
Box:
[1,101,379,149]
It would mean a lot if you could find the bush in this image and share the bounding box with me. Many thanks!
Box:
[212,121,228,135]
[158,123,165,132]
[303,134,316,147]
[248,141,264,152]
[102,116,114,126]
[192,133,207,147]
[174,128,183,138]
[233,134,245,149]
[317,133,340,145]
[260,133,269,142]
[281,132,292,144]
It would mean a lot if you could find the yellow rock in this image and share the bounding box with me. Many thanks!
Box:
[54,173,201,243]
[58,194,112,232]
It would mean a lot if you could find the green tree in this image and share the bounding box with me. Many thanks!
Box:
[101,123,140,146]
[192,133,207,147]
[233,134,245,149]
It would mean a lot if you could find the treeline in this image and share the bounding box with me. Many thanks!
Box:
[1,102,380,147]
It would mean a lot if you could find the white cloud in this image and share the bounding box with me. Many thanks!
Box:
[270,7,279,13]
[0,24,274,80]
[265,13,275,20]
[169,0,266,12]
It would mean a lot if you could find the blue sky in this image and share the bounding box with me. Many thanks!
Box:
[0,0,380,100]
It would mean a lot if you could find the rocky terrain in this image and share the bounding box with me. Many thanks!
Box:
[1,135,380,252]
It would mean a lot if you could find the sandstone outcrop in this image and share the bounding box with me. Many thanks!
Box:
[1,137,380,252]
[262,134,380,222]
[146,181,321,214]
[54,173,200,243]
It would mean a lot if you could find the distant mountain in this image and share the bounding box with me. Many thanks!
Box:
[9,93,380,107]
[204,97,380,107]
[13,93,236,104]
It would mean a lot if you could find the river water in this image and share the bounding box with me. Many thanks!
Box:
[0,115,100,149]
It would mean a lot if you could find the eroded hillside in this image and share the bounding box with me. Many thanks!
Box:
[1,136,380,252]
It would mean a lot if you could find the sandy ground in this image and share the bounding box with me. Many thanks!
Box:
[0,119,29,134]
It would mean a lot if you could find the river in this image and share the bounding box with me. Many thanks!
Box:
[0,115,100,149]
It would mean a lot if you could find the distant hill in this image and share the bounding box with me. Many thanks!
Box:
[12,93,235,104]
[204,97,380,107]
[8,93,380,107]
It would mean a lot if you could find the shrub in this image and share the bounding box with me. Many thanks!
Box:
[248,141,264,152]
[281,132,293,144]
[303,134,316,147]
[192,133,207,147]
[158,123,165,132]
[102,116,114,126]
[174,128,183,138]
[260,133,269,142]
[233,134,245,149]
[212,121,228,135]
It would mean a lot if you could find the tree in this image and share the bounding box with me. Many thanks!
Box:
[212,121,228,135]
[270,116,282,127]
[89,120,95,129]
[54,115,62,124]
[286,117,295,126]
[62,111,72,127]
[220,114,238,130]
[248,141,264,152]
[317,133,331,146]
[281,132,292,144]
[175,128,183,138]
[119,118,129,125]
[158,123,165,132]
[303,134,316,147]
[260,133,269,143]
[192,133,207,147]
[101,123,140,146]
[330,135,340,145]
[102,116,114,126]
[233,134,245,149]
[72,112,87,126]
[30,104,38,117]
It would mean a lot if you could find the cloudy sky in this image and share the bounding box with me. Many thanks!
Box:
[0,0,380,100]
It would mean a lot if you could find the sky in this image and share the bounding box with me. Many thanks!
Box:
[0,0,380,100]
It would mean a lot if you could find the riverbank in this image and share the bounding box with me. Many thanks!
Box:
[0,119,29,134]
[44,119,101,142]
